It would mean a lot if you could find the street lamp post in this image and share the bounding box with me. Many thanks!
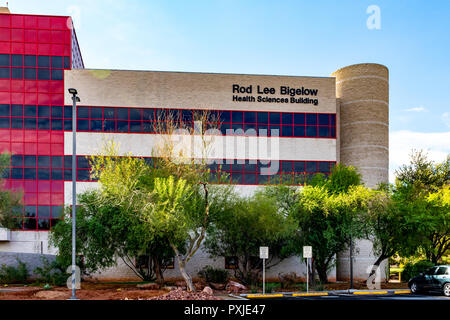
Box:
[68,88,79,300]
[350,234,354,290]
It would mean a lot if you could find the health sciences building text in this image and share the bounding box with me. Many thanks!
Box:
[232,84,319,105]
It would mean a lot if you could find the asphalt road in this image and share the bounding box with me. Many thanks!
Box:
[274,292,450,300]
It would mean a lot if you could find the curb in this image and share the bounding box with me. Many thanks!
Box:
[241,289,411,299]
[246,294,284,298]
[292,292,328,297]
[228,294,249,300]
[348,289,411,295]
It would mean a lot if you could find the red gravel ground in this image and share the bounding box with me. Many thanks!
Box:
[0,282,225,300]
[0,286,168,300]
[0,281,407,300]
[148,288,222,300]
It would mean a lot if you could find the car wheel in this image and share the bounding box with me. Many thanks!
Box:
[443,283,450,297]
[410,281,420,294]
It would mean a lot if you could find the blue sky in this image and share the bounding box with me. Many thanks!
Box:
[10,0,450,180]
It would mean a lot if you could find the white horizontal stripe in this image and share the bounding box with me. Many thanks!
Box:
[336,75,388,85]
[64,132,336,162]
[65,182,99,204]
[340,99,388,106]
[357,166,389,171]
[341,121,388,127]
[341,145,389,151]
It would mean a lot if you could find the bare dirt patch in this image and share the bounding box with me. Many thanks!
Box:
[0,285,168,300]
[0,282,226,300]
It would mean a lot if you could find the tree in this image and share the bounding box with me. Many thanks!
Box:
[50,149,176,283]
[310,163,362,194]
[204,189,297,285]
[395,150,449,193]
[0,152,22,228]
[78,110,234,292]
[292,164,365,283]
[138,165,233,291]
[364,187,421,279]
[139,110,235,291]
[422,185,450,263]
[291,184,372,283]
[394,150,450,264]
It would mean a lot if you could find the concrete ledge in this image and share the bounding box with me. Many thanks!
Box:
[0,228,10,241]
[0,252,56,278]
[228,294,249,300]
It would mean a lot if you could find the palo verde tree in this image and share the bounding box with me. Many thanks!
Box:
[204,189,298,285]
[74,110,234,291]
[137,109,235,292]
[50,149,177,283]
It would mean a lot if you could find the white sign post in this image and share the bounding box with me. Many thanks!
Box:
[303,246,312,293]
[260,246,269,294]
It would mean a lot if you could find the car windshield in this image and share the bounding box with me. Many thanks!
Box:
[436,267,448,275]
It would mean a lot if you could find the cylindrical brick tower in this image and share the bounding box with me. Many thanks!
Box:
[331,63,389,280]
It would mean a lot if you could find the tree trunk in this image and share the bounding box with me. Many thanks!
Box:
[179,261,195,292]
[316,263,328,284]
[153,256,165,285]
[368,254,387,279]
[310,258,316,287]
[170,242,196,292]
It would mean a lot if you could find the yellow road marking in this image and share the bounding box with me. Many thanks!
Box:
[353,291,388,295]
[247,294,284,298]
[292,292,329,297]
[394,290,411,294]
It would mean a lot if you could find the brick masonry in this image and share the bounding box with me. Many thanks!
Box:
[332,63,389,281]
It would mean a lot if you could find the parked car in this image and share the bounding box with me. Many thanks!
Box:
[408,265,450,296]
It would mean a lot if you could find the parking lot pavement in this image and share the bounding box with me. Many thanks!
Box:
[288,293,449,300]
[244,291,450,300]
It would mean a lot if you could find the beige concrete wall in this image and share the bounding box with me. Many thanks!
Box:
[64,69,336,114]
[64,132,337,162]
[0,231,57,255]
[89,245,337,283]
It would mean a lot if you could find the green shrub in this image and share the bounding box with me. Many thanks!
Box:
[312,282,324,292]
[278,272,297,289]
[402,260,435,282]
[295,282,307,291]
[33,257,67,286]
[265,282,281,293]
[198,266,229,284]
[250,285,258,293]
[0,259,29,284]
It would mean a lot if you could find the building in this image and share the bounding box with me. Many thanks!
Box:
[0,9,389,282]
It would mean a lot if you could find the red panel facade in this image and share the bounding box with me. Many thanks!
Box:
[0,13,79,230]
